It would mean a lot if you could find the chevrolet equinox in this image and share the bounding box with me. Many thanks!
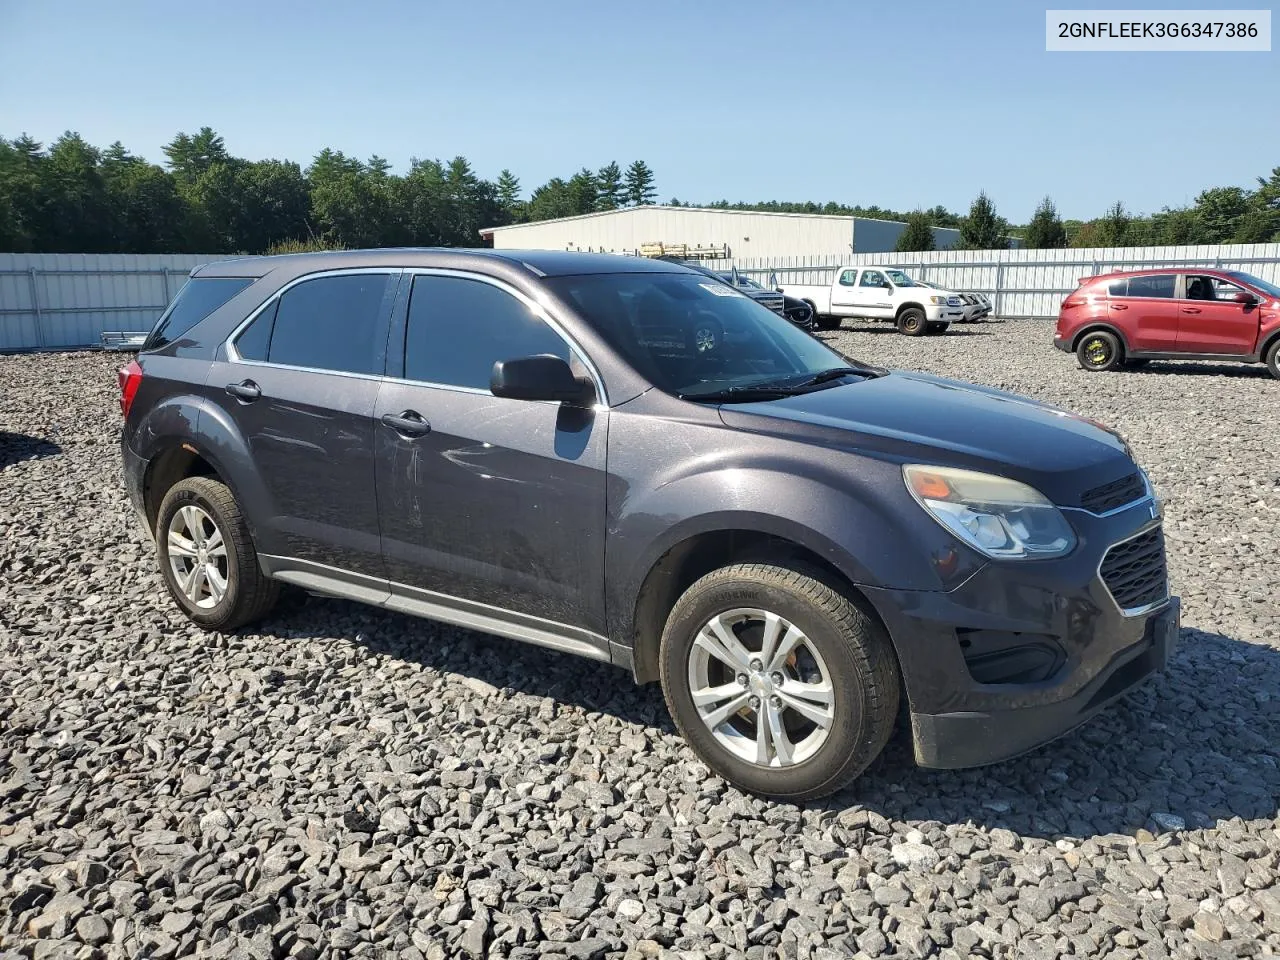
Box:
[119,250,1181,801]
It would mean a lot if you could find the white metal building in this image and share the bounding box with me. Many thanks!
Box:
[479,206,963,259]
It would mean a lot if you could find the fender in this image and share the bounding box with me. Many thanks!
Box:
[604,458,984,647]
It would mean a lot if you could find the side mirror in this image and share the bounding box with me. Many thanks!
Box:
[1231,291,1257,304]
[490,354,593,405]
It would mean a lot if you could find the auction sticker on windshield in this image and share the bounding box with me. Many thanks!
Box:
[699,283,746,298]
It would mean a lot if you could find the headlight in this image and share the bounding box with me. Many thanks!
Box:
[928,295,946,305]
[903,465,1077,559]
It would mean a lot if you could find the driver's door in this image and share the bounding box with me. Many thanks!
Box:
[374,271,610,643]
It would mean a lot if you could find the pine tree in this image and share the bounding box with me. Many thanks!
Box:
[596,161,623,210]
[894,211,936,252]
[1094,201,1131,247]
[958,191,1009,250]
[1024,196,1067,249]
[496,169,521,210]
[624,160,656,206]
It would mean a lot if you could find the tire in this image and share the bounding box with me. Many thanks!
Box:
[658,563,900,802]
[1266,340,1280,380]
[814,314,841,331]
[897,308,926,337]
[927,322,950,335]
[1076,330,1122,372]
[156,476,279,631]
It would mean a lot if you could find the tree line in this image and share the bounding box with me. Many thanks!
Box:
[1,127,1277,254]
[0,127,659,255]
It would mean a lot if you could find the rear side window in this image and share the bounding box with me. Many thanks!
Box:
[234,273,393,375]
[147,277,253,350]
[404,276,570,389]
[838,270,857,286]
[1125,275,1175,298]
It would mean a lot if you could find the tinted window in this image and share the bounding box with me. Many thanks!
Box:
[859,270,886,288]
[1107,279,1128,296]
[265,274,392,375]
[234,300,277,361]
[1126,275,1175,299]
[405,276,570,389]
[147,277,253,350]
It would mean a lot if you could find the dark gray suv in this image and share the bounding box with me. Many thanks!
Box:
[119,249,1180,801]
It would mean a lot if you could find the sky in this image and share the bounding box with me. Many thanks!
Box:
[0,0,1276,223]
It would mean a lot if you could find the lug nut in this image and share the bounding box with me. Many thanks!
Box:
[770,672,784,685]
[771,695,782,708]
[749,659,763,671]
[737,674,748,686]
[748,696,760,710]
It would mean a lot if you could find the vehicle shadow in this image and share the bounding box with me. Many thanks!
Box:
[0,431,62,470]
[262,599,1279,840]
[1119,361,1272,379]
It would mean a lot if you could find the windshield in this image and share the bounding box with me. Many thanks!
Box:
[1226,271,1280,300]
[883,269,919,287]
[548,272,853,399]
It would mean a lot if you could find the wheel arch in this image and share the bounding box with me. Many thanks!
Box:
[894,301,925,319]
[628,527,889,685]
[1070,323,1131,354]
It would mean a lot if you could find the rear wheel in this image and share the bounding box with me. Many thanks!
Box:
[156,477,278,630]
[1266,340,1280,380]
[897,308,926,337]
[658,563,900,801]
[1076,330,1122,372]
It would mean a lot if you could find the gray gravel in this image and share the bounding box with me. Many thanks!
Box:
[2,325,1278,960]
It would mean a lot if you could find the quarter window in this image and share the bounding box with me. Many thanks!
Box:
[1125,275,1175,299]
[1107,279,1128,297]
[235,273,393,375]
[838,270,857,286]
[148,277,253,350]
[405,275,572,390]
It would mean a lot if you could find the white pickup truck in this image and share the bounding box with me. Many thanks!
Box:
[781,266,966,336]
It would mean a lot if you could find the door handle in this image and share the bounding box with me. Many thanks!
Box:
[381,411,431,437]
[225,380,261,402]
[1110,304,1128,310]
[1181,307,1202,314]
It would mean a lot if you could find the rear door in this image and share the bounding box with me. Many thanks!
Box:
[1110,274,1179,351]
[373,270,610,644]
[828,269,861,314]
[208,269,400,578]
[1174,274,1258,354]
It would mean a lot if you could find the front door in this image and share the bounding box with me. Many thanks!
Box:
[1111,273,1179,351]
[374,271,609,642]
[1174,274,1258,355]
[207,269,399,577]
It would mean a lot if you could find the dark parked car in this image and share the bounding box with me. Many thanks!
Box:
[120,249,1180,800]
[653,256,815,331]
[1055,268,1280,377]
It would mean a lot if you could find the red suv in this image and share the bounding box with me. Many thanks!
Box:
[1054,269,1280,378]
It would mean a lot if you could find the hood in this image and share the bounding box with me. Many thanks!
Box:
[717,370,1138,507]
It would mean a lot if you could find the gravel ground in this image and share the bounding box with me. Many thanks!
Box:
[1,322,1278,960]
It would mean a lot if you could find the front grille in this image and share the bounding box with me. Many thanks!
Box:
[1081,472,1145,513]
[752,293,786,317]
[1100,527,1168,612]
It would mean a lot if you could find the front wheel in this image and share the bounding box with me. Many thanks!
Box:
[658,563,900,801]
[156,476,279,630]
[897,308,926,337]
[1266,340,1280,380]
[1076,330,1122,371]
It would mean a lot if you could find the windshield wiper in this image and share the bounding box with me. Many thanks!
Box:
[679,385,800,403]
[789,366,869,387]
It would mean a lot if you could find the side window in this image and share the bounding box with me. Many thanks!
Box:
[263,273,392,375]
[1107,279,1128,297]
[859,270,886,288]
[235,300,277,361]
[1210,277,1246,301]
[838,270,857,286]
[1126,275,1175,299]
[405,275,572,390]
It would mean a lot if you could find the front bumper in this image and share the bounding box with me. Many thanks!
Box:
[927,306,966,322]
[862,495,1179,769]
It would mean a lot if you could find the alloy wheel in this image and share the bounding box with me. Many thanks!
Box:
[686,608,835,767]
[166,504,229,610]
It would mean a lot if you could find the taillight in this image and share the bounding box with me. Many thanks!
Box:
[118,359,143,418]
